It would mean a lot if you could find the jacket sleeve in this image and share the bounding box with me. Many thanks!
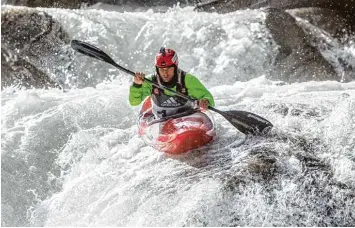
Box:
[185,74,215,107]
[129,75,153,106]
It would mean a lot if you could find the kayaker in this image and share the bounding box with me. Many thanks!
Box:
[129,47,215,119]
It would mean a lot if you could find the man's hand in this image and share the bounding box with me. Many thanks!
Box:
[198,99,209,111]
[134,72,145,85]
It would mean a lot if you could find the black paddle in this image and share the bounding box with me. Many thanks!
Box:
[71,39,273,135]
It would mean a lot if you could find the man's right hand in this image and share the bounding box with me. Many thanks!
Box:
[134,72,145,85]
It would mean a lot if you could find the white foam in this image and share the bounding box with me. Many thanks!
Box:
[1,5,355,227]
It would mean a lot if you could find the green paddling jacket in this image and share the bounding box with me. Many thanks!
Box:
[129,73,215,108]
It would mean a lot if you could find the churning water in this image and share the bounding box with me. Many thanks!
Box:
[1,5,355,226]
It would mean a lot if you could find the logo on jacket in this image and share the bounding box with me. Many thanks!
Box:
[161,97,181,107]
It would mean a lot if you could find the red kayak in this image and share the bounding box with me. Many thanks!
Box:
[137,97,216,154]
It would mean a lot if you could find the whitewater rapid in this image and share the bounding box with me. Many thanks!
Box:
[1,5,355,226]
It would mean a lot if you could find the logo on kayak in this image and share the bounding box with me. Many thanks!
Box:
[161,97,182,107]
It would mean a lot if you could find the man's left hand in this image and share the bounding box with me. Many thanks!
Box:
[198,99,209,111]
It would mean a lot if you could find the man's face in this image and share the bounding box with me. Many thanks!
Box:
[158,66,175,82]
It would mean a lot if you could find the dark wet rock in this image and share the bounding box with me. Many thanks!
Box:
[195,0,355,19]
[195,0,258,13]
[1,50,59,89]
[4,0,191,9]
[195,0,355,82]
[265,8,337,82]
[288,8,355,82]
[1,7,70,89]
[1,8,70,58]
[5,0,82,9]
[87,0,184,7]
[288,8,355,39]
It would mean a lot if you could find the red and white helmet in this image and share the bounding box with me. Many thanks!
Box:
[155,47,178,68]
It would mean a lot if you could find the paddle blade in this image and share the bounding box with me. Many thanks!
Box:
[220,110,273,135]
[71,39,116,65]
